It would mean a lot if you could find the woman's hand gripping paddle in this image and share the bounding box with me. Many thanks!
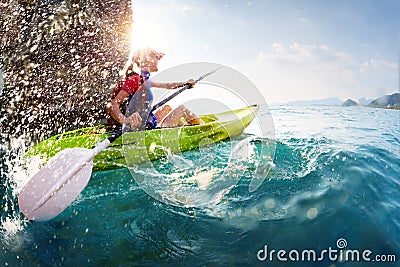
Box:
[18,67,221,221]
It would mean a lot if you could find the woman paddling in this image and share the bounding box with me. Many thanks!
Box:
[106,47,204,130]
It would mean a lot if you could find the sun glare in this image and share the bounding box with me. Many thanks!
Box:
[130,7,171,55]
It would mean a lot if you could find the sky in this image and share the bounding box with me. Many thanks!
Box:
[131,0,399,103]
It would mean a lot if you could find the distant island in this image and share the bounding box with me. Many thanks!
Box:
[341,99,358,107]
[285,97,343,106]
[367,93,400,109]
[341,93,400,109]
[284,92,400,110]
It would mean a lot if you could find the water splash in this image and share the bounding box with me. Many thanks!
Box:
[163,146,195,170]
[126,135,277,210]
[1,1,132,140]
[0,135,36,242]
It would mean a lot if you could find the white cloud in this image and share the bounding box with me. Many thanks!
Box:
[236,43,398,103]
[272,43,287,55]
[359,59,397,74]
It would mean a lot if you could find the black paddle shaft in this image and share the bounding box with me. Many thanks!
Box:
[108,128,123,143]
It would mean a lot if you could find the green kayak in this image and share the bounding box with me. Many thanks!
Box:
[26,104,258,171]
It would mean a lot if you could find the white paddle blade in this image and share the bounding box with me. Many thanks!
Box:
[18,148,94,221]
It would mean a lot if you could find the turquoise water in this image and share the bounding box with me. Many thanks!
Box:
[1,105,399,266]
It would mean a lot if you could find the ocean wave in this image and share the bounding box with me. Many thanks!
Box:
[1,106,400,265]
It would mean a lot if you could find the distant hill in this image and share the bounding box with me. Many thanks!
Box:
[368,93,400,109]
[342,99,358,107]
[286,97,343,106]
[282,93,400,109]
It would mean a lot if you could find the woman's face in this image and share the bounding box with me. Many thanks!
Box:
[140,53,161,72]
[147,57,159,72]
[134,49,164,72]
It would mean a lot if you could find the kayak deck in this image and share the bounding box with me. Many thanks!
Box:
[26,104,259,171]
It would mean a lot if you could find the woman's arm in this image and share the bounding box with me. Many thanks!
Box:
[150,79,195,90]
[107,90,142,128]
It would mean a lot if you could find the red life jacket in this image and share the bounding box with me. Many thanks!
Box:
[112,72,142,98]
[106,72,143,129]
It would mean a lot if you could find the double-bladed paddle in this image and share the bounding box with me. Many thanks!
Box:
[18,67,220,221]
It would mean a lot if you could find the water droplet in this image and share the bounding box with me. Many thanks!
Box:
[30,44,38,52]
[264,198,275,209]
[307,207,318,220]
